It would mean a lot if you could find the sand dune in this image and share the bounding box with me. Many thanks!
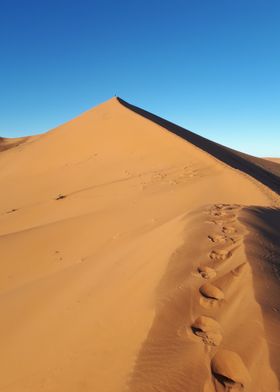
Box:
[265,157,280,166]
[0,97,279,391]
[119,98,280,197]
[0,136,32,152]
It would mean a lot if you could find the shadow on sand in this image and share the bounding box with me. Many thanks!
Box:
[118,98,280,196]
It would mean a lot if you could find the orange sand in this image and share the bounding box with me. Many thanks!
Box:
[0,97,279,391]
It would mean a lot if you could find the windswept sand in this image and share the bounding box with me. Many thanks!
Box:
[0,98,279,391]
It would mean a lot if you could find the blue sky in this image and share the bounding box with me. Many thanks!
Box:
[0,0,279,156]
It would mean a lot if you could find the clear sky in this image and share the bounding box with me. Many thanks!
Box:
[0,0,279,157]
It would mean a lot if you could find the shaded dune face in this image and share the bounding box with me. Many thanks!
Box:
[0,98,279,392]
[240,207,280,383]
[118,98,280,196]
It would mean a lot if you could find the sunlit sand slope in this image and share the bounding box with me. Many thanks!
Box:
[0,98,279,391]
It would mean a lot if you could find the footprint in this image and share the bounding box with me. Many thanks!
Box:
[222,205,240,212]
[208,234,228,244]
[6,208,18,214]
[222,226,237,235]
[209,207,237,218]
[214,204,225,209]
[209,249,232,262]
[228,235,242,244]
[209,211,235,219]
[198,266,217,280]
[210,210,224,217]
[191,316,222,346]
[211,349,251,391]
[213,204,240,212]
[209,210,237,222]
[55,194,67,200]
[207,219,224,226]
[199,283,224,301]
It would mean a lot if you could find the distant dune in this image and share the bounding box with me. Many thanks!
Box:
[0,97,279,392]
[266,157,280,164]
[0,136,31,152]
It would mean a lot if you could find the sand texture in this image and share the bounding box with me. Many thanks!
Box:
[0,97,279,391]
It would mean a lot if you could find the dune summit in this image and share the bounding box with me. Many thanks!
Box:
[0,97,279,391]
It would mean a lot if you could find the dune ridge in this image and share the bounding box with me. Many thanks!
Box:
[118,98,280,198]
[0,136,32,152]
[0,97,279,391]
[265,158,280,167]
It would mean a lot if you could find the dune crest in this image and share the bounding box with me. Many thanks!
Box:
[0,97,279,391]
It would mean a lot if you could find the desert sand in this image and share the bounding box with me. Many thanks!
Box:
[266,157,280,164]
[0,97,279,391]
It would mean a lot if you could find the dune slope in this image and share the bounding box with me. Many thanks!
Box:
[0,136,31,152]
[118,98,280,197]
[0,97,279,392]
